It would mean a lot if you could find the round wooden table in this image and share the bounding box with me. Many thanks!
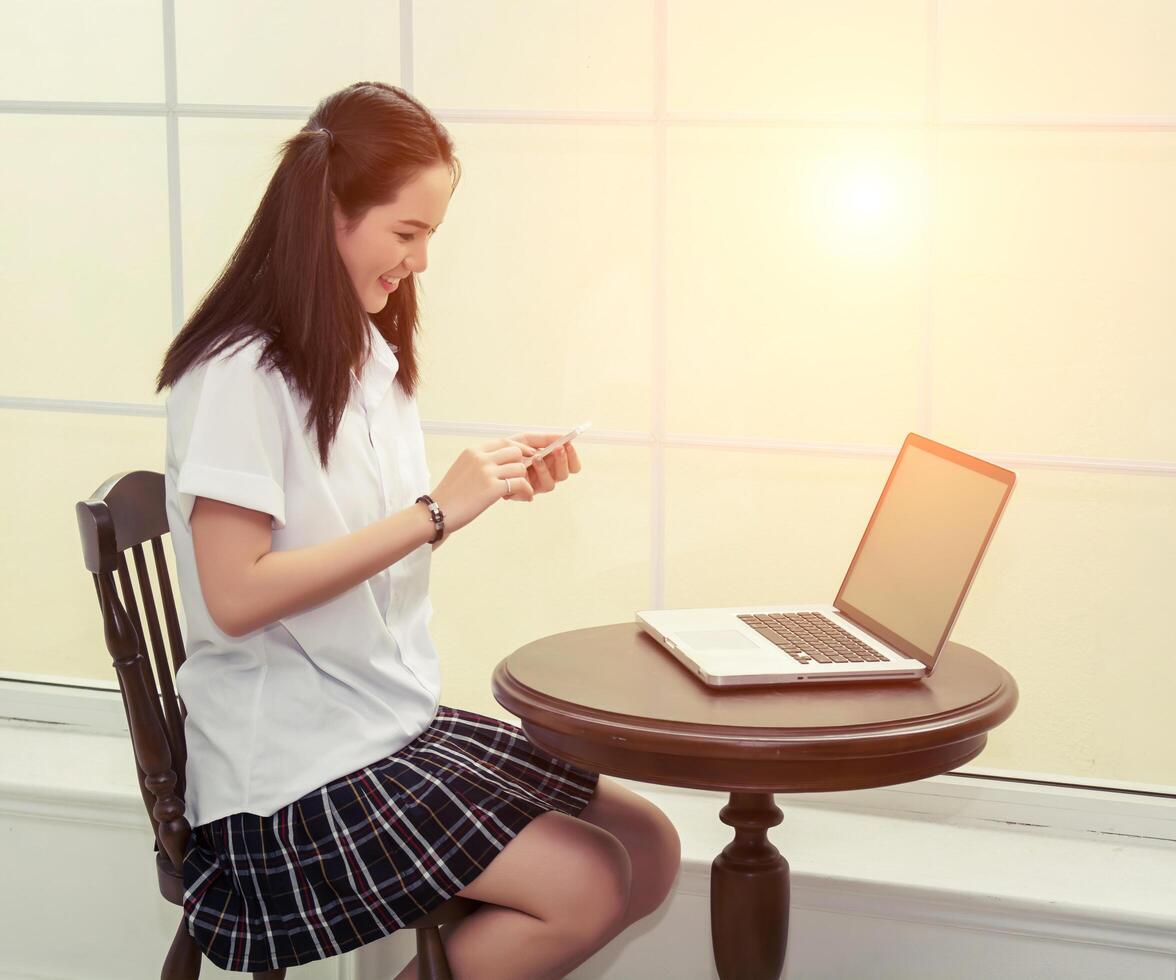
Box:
[491,622,1018,980]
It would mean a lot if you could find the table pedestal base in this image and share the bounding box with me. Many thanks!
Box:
[710,792,790,980]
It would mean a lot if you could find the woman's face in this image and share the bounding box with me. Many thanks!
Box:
[333,162,452,315]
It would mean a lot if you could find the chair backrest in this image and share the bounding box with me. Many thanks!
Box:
[75,469,192,876]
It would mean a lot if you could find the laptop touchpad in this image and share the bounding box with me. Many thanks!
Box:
[679,630,761,651]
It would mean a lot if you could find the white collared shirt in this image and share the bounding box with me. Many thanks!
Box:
[164,320,439,828]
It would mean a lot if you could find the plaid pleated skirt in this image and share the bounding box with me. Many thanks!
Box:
[181,704,600,973]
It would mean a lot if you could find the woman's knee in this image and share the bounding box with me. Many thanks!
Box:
[629,803,682,920]
[579,779,682,922]
[455,811,631,938]
[546,816,633,939]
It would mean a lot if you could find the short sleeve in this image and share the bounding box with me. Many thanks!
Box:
[173,343,287,532]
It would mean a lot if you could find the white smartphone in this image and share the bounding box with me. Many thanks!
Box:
[525,421,591,467]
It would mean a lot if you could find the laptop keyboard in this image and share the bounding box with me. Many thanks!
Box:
[736,612,891,666]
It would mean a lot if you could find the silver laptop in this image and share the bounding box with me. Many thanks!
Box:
[637,433,1016,687]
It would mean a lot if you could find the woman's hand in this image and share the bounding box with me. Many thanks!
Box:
[429,440,534,535]
[505,431,583,498]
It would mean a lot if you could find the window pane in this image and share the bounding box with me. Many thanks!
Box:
[175,0,401,106]
[0,0,163,103]
[0,115,171,405]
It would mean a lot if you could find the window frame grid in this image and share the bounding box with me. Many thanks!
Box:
[1,0,1172,801]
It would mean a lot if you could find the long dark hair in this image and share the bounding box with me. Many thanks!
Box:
[155,81,461,468]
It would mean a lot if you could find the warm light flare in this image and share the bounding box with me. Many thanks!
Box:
[838,169,898,228]
[807,150,926,258]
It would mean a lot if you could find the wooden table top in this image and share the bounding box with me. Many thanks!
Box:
[492,623,1018,793]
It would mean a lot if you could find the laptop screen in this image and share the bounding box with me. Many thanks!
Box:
[833,434,1016,669]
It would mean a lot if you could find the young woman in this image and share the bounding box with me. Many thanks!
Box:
[155,81,680,979]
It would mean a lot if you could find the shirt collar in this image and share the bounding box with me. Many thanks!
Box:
[350,318,399,413]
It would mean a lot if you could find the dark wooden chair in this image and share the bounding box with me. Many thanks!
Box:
[75,469,480,979]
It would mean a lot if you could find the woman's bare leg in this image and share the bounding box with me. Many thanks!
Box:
[392,810,631,980]
[574,776,681,931]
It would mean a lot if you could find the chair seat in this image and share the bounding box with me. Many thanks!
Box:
[399,895,481,929]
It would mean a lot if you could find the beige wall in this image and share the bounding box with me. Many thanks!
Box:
[2,1,1173,789]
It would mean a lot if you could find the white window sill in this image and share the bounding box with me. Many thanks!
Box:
[643,779,1176,954]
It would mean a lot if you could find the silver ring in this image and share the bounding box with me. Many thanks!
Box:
[504,477,513,498]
